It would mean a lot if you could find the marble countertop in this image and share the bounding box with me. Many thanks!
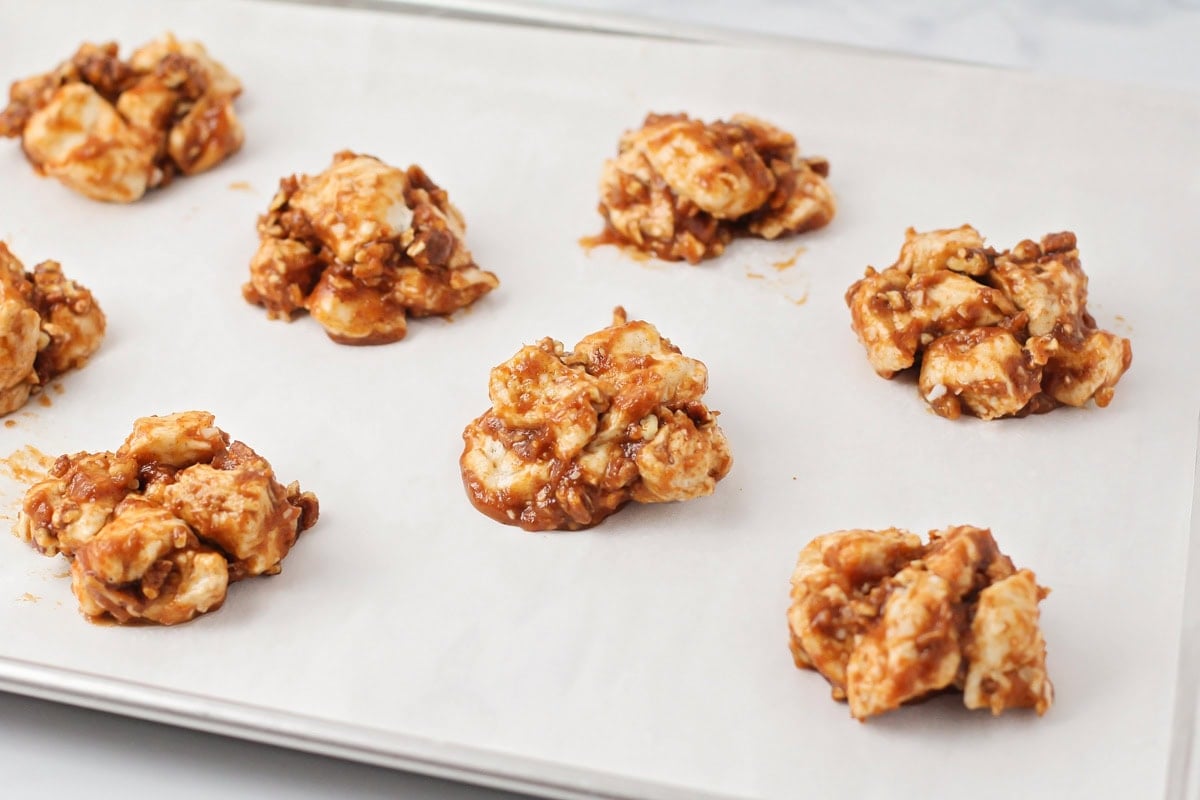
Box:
[2,1,1196,799]
[554,0,1200,94]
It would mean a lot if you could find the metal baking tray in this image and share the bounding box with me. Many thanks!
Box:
[1,1,1198,797]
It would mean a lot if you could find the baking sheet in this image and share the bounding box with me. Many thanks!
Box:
[1168,421,1200,800]
[1,1,1198,798]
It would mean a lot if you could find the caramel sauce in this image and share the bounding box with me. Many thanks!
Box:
[0,445,55,484]
[578,232,615,253]
[81,610,163,627]
[579,231,652,262]
[228,180,253,192]
[4,420,15,429]
[773,245,806,271]
[18,592,39,603]
[37,394,51,407]
[52,382,65,395]
[626,246,651,263]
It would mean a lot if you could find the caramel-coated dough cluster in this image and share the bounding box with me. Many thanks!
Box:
[788,525,1053,720]
[846,226,1132,419]
[14,412,318,625]
[0,244,105,415]
[460,308,732,531]
[243,151,499,345]
[596,113,835,263]
[0,34,243,202]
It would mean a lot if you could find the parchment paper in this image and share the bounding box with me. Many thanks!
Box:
[1,1,1197,797]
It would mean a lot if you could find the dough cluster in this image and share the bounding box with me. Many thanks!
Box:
[596,113,835,263]
[846,226,1131,419]
[15,412,319,625]
[0,244,105,415]
[0,34,243,202]
[244,151,499,345]
[788,525,1053,720]
[461,309,732,530]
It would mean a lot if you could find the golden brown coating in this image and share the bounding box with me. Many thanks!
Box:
[846,226,1132,419]
[70,496,228,626]
[788,525,1053,721]
[13,411,319,625]
[460,308,732,531]
[0,34,243,202]
[145,441,313,579]
[594,113,835,264]
[118,410,227,468]
[17,451,138,558]
[0,298,41,415]
[243,151,499,345]
[786,528,925,694]
[962,569,1054,714]
[918,327,1045,420]
[0,244,105,415]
